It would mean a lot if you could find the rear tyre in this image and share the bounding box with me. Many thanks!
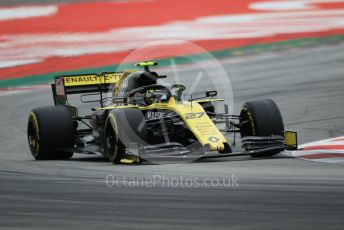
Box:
[104,108,147,164]
[239,99,284,157]
[27,106,74,160]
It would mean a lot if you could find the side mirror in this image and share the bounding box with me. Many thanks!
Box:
[171,84,186,91]
[206,90,217,97]
[171,84,186,101]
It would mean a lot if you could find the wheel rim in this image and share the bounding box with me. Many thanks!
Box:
[106,129,118,161]
[240,108,255,137]
[28,116,40,157]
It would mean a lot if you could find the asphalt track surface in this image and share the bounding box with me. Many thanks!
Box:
[0,43,344,229]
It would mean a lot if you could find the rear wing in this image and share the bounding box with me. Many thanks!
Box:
[51,72,130,106]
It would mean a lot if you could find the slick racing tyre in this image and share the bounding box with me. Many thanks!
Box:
[104,108,147,164]
[239,99,284,157]
[27,106,74,160]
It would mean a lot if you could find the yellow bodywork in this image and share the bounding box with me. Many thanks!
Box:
[284,131,298,150]
[99,97,228,151]
[63,73,122,87]
[62,70,135,87]
[135,61,157,67]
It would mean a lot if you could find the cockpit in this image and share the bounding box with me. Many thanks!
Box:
[128,84,172,106]
[115,61,186,105]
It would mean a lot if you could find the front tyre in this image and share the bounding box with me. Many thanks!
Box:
[104,124,125,164]
[104,108,147,164]
[240,99,284,157]
[27,106,74,160]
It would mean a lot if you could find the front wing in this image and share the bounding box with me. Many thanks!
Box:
[122,132,297,163]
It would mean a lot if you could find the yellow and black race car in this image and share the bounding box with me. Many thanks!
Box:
[27,61,297,164]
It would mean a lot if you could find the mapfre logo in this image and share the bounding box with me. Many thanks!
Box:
[146,111,164,120]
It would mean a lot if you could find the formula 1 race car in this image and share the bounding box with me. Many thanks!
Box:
[27,61,297,164]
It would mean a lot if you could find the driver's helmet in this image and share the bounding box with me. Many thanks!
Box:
[144,89,156,105]
[144,88,170,105]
